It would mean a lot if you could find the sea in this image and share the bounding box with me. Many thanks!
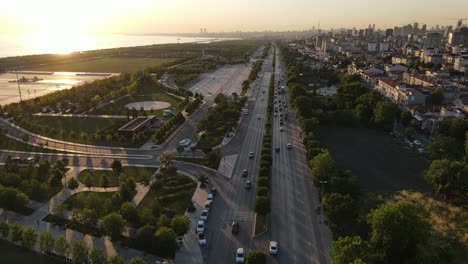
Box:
[0,34,225,58]
[0,34,228,105]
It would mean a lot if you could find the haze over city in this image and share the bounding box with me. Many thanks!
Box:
[1,0,468,35]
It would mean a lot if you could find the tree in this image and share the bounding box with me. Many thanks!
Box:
[154,226,178,258]
[39,231,55,253]
[214,93,229,104]
[465,131,468,156]
[107,256,124,264]
[101,213,124,241]
[89,248,107,264]
[82,174,93,188]
[368,201,430,263]
[374,101,398,130]
[111,159,123,173]
[255,196,270,215]
[159,152,174,171]
[309,150,336,185]
[425,136,463,160]
[400,110,412,126]
[10,222,23,243]
[426,88,444,106]
[100,174,110,189]
[120,202,139,225]
[404,127,415,139]
[0,220,9,238]
[68,177,79,190]
[322,193,359,237]
[55,236,71,257]
[129,257,147,264]
[246,250,266,264]
[21,226,38,250]
[134,225,155,251]
[72,240,89,264]
[331,236,378,264]
[424,159,467,200]
[171,215,190,236]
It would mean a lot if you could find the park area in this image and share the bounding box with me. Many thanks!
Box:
[25,57,179,73]
[316,127,430,192]
[78,167,157,188]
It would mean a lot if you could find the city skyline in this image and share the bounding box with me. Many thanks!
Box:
[1,0,467,35]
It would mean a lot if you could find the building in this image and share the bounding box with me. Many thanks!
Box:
[118,116,159,136]
[454,55,468,72]
[376,79,426,106]
[448,27,468,46]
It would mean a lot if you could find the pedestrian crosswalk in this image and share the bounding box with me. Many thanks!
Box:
[220,210,255,221]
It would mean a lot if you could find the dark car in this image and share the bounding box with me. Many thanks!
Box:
[210,187,217,196]
[241,169,248,178]
[232,221,239,234]
[275,146,280,152]
[245,181,252,189]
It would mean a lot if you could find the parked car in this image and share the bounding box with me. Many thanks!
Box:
[207,193,214,202]
[231,221,239,234]
[197,232,206,246]
[275,146,280,152]
[196,220,205,233]
[179,139,191,147]
[279,126,284,131]
[241,169,248,177]
[245,181,252,189]
[287,143,292,149]
[210,187,217,196]
[256,115,261,119]
[269,241,279,255]
[204,200,213,210]
[200,209,209,221]
[248,152,255,159]
[236,248,245,263]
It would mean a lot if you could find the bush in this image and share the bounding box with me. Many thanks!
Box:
[257,177,269,188]
[257,187,269,196]
[255,196,270,215]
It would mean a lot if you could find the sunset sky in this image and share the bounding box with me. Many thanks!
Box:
[1,0,467,35]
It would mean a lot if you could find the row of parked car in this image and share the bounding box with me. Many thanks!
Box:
[196,188,216,246]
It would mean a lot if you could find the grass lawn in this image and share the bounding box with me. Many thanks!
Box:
[63,192,115,211]
[0,239,63,264]
[0,134,57,153]
[138,172,196,218]
[93,92,181,116]
[255,214,267,235]
[78,167,157,187]
[196,129,225,152]
[26,57,179,73]
[316,127,430,192]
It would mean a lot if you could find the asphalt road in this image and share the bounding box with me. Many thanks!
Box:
[253,46,332,264]
[200,49,274,263]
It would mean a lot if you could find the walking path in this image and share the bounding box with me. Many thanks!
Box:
[33,113,128,119]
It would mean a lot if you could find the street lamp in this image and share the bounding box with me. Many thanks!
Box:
[318,180,328,224]
[319,180,328,199]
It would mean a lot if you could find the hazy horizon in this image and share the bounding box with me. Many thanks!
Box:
[1,0,467,36]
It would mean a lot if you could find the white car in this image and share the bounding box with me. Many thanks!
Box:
[200,209,209,221]
[207,193,214,202]
[274,113,277,117]
[256,115,261,119]
[414,140,422,146]
[269,241,279,255]
[197,232,207,246]
[178,139,191,147]
[287,143,292,149]
[279,126,284,131]
[236,248,245,263]
[196,220,205,233]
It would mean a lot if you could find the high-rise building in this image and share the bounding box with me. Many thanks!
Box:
[385,28,394,37]
[449,27,468,46]
[445,26,453,38]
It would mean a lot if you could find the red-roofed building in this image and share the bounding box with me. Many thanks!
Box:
[376,79,426,106]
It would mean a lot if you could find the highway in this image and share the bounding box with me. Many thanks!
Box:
[253,46,332,263]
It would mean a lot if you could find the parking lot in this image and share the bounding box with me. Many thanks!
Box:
[317,127,431,192]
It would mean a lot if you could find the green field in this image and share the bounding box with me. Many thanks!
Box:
[78,167,157,187]
[63,192,116,212]
[0,239,63,264]
[26,57,179,73]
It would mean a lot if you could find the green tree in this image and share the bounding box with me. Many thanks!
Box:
[107,255,124,264]
[120,202,139,225]
[331,236,378,264]
[159,152,174,171]
[89,248,107,264]
[72,240,89,264]
[100,174,110,189]
[83,174,93,188]
[0,220,9,238]
[425,136,463,160]
[426,88,444,106]
[309,150,336,185]
[170,215,190,236]
[134,225,155,251]
[424,159,467,200]
[55,236,71,257]
[214,93,229,104]
[39,231,55,253]
[246,250,266,264]
[154,226,178,258]
[111,159,123,173]
[129,257,147,264]
[21,226,38,250]
[101,213,125,241]
[374,101,398,130]
[10,222,23,243]
[255,196,270,215]
[368,201,430,263]
[67,177,79,190]
[322,193,359,237]
[400,110,412,126]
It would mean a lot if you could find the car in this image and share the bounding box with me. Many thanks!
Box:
[279,108,282,112]
[261,98,264,101]
[275,146,280,152]
[418,147,425,153]
[207,193,214,202]
[274,113,277,117]
[414,140,422,146]
[269,241,279,255]
[287,143,292,149]
[248,152,254,159]
[178,139,192,147]
[176,236,183,248]
[241,169,248,177]
[236,248,245,263]
[279,127,284,131]
[245,181,252,189]
[200,209,209,220]
[197,232,207,246]
[280,118,284,122]
[280,121,284,126]
[279,112,283,117]
[256,115,261,119]
[262,90,265,93]
[210,187,217,196]
[243,111,249,115]
[196,220,205,233]
[231,221,239,234]
[204,200,213,210]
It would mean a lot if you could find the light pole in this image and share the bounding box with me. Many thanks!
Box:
[319,180,328,199]
[318,180,328,224]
